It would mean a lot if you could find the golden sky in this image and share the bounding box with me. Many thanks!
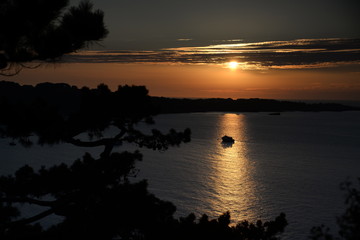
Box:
[9,62,360,101]
[8,38,360,100]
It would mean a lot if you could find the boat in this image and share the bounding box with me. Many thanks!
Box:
[221,135,235,143]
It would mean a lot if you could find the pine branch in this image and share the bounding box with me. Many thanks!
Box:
[9,208,55,226]
[0,197,55,207]
[66,137,113,147]
[66,127,127,158]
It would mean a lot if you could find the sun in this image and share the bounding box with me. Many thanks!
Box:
[227,61,239,70]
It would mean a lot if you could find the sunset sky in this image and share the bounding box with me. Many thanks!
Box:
[9,0,360,100]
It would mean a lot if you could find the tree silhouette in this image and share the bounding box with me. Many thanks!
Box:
[0,152,180,239]
[0,1,288,237]
[0,82,191,151]
[0,82,289,239]
[0,0,108,75]
[309,178,360,240]
[0,83,191,239]
[169,212,287,240]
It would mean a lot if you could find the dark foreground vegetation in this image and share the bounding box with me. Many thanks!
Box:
[309,178,360,240]
[1,0,358,238]
[0,0,108,76]
[0,81,359,240]
[0,81,289,239]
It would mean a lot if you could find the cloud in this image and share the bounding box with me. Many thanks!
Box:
[64,38,360,71]
[176,38,193,42]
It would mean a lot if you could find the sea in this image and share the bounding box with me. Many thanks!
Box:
[1,111,360,239]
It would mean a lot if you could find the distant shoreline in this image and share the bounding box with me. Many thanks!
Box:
[1,81,359,114]
[151,97,360,114]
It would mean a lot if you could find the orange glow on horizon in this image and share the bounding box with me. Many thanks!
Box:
[9,62,360,101]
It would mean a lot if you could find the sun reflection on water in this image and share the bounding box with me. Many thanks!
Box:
[207,113,259,222]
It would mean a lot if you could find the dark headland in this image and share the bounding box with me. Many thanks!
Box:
[151,97,360,113]
[1,81,359,114]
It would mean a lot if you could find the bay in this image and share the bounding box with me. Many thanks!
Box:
[1,111,360,239]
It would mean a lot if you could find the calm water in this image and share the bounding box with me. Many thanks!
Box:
[1,111,360,239]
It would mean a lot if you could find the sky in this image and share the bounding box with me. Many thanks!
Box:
[80,0,360,50]
[7,0,360,100]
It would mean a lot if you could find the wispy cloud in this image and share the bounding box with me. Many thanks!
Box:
[176,38,193,42]
[65,38,360,71]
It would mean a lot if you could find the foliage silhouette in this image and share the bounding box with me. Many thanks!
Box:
[0,152,288,240]
[0,82,289,239]
[0,152,179,239]
[0,0,108,75]
[0,1,290,238]
[0,82,190,151]
[309,178,360,240]
[169,212,287,240]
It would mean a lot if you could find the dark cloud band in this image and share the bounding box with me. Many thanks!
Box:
[65,38,360,71]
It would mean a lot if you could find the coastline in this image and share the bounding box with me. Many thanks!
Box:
[1,81,359,115]
[151,97,360,114]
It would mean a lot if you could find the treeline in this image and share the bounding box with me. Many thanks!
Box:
[151,97,359,113]
[1,81,358,114]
